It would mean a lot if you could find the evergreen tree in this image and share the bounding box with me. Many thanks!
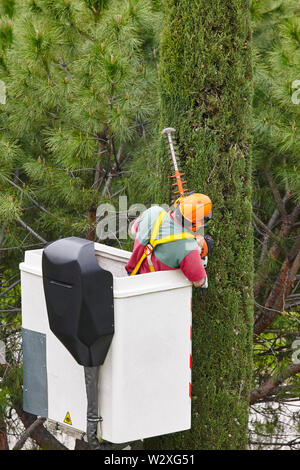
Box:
[251,0,300,325]
[1,0,160,249]
[0,0,161,449]
[144,0,254,450]
[248,0,300,447]
[1,0,298,450]
[0,0,20,451]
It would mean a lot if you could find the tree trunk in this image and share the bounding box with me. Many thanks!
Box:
[0,418,8,450]
[145,0,253,450]
[86,206,97,241]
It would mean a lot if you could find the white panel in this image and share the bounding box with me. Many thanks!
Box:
[20,270,50,334]
[20,243,192,443]
[46,332,87,432]
[99,286,192,443]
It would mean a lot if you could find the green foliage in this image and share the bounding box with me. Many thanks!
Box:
[0,0,161,448]
[252,0,300,203]
[0,0,15,18]
[83,0,110,13]
[0,0,298,450]
[0,267,23,438]
[145,0,254,450]
[251,0,300,313]
[0,0,160,251]
[249,0,300,448]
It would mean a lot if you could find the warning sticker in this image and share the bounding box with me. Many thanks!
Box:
[64,412,72,425]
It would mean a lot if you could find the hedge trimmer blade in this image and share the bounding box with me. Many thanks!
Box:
[161,127,188,199]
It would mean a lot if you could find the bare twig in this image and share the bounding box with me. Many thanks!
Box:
[253,212,283,246]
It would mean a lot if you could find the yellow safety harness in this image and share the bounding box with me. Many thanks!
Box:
[130,210,195,276]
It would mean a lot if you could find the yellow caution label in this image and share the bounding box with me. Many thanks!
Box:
[64,412,72,425]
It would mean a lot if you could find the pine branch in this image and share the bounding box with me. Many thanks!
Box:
[265,170,288,220]
[56,55,72,80]
[258,190,291,264]
[290,204,300,223]
[253,212,283,245]
[3,176,60,221]
[91,139,108,191]
[250,363,300,405]
[102,145,123,197]
[16,218,47,244]
[0,222,7,247]
[254,204,299,298]
[254,233,300,335]
[41,57,57,86]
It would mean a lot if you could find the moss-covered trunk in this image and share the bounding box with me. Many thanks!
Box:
[145,0,254,450]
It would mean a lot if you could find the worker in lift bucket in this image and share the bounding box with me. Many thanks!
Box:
[125,193,213,288]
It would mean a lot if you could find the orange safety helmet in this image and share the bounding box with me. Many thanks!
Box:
[174,193,212,232]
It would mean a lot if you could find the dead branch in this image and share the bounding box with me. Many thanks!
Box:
[254,233,300,335]
[258,191,291,264]
[250,363,300,405]
[15,408,68,450]
[12,417,46,450]
[253,213,283,245]
[254,202,300,299]
[265,171,288,220]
